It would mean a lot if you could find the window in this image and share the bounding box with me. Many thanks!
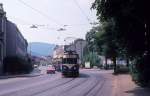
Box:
[62,58,77,64]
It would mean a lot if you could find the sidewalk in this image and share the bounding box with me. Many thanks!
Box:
[0,68,42,79]
[112,74,150,96]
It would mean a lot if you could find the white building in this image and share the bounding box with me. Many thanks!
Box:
[52,45,64,64]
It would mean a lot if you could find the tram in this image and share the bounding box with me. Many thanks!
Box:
[61,51,79,77]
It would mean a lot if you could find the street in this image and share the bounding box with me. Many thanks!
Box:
[0,69,113,96]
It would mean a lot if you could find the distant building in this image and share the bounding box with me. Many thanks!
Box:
[52,45,64,64]
[45,56,52,65]
[39,56,52,66]
[31,56,41,66]
[52,45,64,71]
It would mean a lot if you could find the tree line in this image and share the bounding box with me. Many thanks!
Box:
[85,0,150,87]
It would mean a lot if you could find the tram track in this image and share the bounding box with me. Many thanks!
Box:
[83,77,101,96]
[59,73,101,96]
[60,77,90,95]
[29,78,75,96]
[32,74,90,96]
[87,79,106,96]
[81,73,106,96]
[1,76,74,96]
[62,74,91,92]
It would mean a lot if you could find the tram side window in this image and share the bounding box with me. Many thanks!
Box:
[74,58,77,64]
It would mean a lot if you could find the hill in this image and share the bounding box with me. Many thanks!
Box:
[28,42,56,56]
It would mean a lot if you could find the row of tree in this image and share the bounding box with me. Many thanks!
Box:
[83,27,101,68]
[87,0,150,87]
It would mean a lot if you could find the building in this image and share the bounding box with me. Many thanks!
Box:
[52,45,64,71]
[45,56,52,65]
[64,39,86,65]
[52,45,64,64]
[0,4,28,74]
[6,21,28,57]
[0,4,6,74]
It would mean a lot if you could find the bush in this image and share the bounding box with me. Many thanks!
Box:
[130,54,150,87]
[115,65,129,74]
[3,56,33,74]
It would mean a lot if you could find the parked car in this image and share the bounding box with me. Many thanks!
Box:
[46,65,55,74]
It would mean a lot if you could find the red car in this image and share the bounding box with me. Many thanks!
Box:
[46,66,55,74]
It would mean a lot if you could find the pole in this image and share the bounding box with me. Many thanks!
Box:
[30,45,31,56]
[80,42,83,67]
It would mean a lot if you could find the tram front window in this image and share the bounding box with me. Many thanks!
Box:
[62,58,77,64]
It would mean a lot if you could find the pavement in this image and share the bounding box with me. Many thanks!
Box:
[0,68,42,79]
[112,74,150,96]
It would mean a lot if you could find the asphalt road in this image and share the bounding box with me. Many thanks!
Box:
[0,69,114,96]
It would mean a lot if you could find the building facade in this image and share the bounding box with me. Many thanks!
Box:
[52,45,64,71]
[0,4,6,74]
[52,45,64,64]
[6,21,28,57]
[0,4,28,74]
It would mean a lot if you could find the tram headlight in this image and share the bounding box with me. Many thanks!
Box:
[63,66,68,70]
[73,66,77,70]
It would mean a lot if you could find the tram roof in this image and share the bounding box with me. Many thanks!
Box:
[64,51,78,55]
[63,51,78,58]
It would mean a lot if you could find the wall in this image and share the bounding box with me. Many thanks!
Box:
[6,20,28,58]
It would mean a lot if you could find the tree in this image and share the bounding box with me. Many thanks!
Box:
[84,26,102,68]
[86,26,100,52]
[92,0,147,56]
[95,19,119,71]
[92,0,150,86]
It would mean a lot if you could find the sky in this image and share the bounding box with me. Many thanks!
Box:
[0,0,97,45]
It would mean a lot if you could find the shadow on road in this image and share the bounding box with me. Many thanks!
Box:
[79,73,90,78]
[125,87,150,96]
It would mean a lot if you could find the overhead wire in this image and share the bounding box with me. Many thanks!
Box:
[72,0,91,23]
[13,0,95,31]
[65,23,90,26]
[72,0,100,26]
[17,0,63,26]
[7,16,59,30]
[8,15,90,30]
